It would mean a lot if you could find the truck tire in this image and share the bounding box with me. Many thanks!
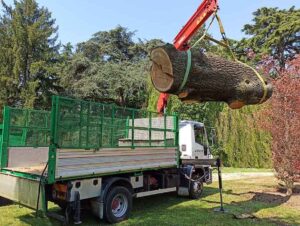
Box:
[104,186,132,224]
[189,181,203,199]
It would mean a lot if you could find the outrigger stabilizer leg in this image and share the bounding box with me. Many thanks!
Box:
[214,157,227,213]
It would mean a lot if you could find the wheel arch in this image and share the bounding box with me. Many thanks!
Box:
[100,177,133,203]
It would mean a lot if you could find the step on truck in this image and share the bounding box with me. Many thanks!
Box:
[0,96,215,224]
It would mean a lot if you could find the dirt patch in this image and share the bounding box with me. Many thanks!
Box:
[248,183,300,209]
[285,195,300,209]
[251,192,290,205]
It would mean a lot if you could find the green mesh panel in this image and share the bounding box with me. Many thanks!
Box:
[53,96,177,149]
[8,108,51,147]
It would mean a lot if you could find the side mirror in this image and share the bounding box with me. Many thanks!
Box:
[210,129,217,146]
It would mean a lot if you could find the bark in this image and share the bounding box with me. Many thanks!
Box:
[285,180,294,196]
[150,44,273,109]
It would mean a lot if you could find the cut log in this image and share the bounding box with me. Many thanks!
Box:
[150,44,273,109]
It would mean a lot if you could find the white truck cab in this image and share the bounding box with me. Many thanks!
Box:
[179,120,213,160]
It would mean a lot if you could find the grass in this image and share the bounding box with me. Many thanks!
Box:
[220,167,273,173]
[0,175,298,226]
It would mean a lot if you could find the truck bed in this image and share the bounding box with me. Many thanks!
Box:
[3,147,48,176]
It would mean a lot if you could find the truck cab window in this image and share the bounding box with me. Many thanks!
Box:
[194,126,205,145]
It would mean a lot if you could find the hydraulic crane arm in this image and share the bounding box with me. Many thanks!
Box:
[157,0,218,113]
[157,93,169,114]
[173,0,218,51]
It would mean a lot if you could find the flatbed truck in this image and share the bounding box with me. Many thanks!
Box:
[0,96,215,224]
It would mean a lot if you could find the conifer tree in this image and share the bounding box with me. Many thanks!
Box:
[0,0,60,109]
[241,7,300,70]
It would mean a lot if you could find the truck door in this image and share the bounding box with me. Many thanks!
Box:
[193,125,209,158]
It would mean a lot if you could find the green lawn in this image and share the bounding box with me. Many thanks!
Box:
[0,176,298,226]
[220,167,273,173]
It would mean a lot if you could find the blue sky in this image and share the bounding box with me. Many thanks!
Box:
[1,0,300,45]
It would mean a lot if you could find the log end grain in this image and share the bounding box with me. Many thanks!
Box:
[150,47,174,92]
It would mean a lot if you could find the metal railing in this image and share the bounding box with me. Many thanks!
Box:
[50,96,178,150]
[0,107,51,168]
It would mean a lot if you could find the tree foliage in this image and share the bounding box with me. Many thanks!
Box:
[76,25,147,63]
[60,56,148,107]
[0,0,61,111]
[241,7,300,70]
[216,105,272,168]
[60,25,157,108]
[257,56,300,195]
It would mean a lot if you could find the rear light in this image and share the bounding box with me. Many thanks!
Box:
[52,183,68,200]
[181,144,186,152]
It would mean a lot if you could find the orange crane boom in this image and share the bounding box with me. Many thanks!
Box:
[173,0,218,51]
[157,0,218,113]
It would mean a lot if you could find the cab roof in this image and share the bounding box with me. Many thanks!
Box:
[179,120,204,127]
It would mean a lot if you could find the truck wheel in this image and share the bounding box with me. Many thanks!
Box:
[104,186,132,224]
[189,181,203,199]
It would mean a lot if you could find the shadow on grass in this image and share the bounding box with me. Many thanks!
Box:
[16,186,296,226]
[0,196,13,206]
[18,214,59,226]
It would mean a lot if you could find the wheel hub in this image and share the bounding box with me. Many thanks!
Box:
[111,198,120,210]
[111,194,128,218]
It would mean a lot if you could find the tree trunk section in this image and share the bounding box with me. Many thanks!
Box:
[150,44,272,109]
